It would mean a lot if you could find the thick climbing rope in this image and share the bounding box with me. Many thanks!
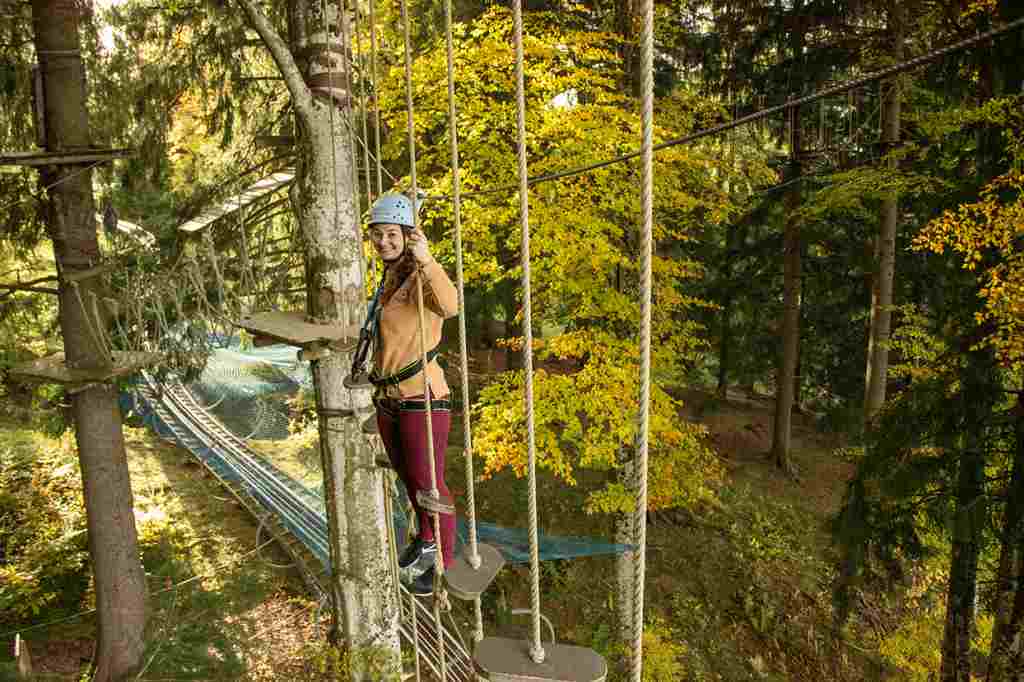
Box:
[399,0,451,679]
[337,0,363,260]
[367,0,383,198]
[442,0,485,644]
[630,0,654,678]
[351,0,374,212]
[511,0,545,664]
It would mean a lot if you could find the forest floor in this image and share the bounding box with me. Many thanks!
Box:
[0,385,884,682]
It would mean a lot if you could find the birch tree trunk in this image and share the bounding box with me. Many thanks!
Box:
[863,10,902,424]
[237,1,401,678]
[30,0,147,679]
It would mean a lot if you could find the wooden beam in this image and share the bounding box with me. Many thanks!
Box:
[0,148,133,167]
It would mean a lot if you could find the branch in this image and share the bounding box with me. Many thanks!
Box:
[0,283,59,297]
[235,0,313,121]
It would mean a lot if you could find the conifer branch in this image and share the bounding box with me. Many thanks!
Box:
[235,0,313,120]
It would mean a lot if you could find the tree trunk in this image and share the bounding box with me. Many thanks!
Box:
[939,355,990,682]
[238,1,401,678]
[864,10,903,425]
[613,453,636,640]
[771,104,801,474]
[30,0,147,679]
[986,397,1024,681]
[717,222,736,400]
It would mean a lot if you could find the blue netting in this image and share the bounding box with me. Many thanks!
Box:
[127,340,632,565]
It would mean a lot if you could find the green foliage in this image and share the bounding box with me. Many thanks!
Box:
[0,427,89,623]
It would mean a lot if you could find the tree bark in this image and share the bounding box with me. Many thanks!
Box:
[986,397,1024,681]
[863,9,902,425]
[613,453,636,640]
[939,354,990,682]
[238,1,401,678]
[30,0,147,679]
[771,103,801,474]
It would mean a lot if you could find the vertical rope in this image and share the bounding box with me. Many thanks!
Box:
[442,0,485,643]
[352,0,373,210]
[399,1,448,679]
[630,0,655,677]
[69,281,109,361]
[338,0,362,249]
[511,0,544,664]
[368,0,383,198]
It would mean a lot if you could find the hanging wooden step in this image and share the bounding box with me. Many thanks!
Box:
[235,311,359,350]
[8,351,162,387]
[415,489,455,515]
[473,638,607,682]
[444,542,504,601]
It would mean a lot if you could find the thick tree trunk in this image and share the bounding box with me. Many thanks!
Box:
[238,1,401,678]
[940,448,985,682]
[771,105,801,473]
[940,355,990,682]
[986,398,1024,681]
[30,0,147,679]
[864,12,902,424]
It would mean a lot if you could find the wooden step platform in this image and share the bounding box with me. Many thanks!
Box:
[235,310,359,350]
[9,351,162,386]
[444,542,504,601]
[474,638,607,682]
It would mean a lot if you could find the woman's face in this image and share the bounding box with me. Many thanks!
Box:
[369,223,406,262]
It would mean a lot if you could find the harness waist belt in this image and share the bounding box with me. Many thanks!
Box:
[374,396,452,414]
[369,346,440,388]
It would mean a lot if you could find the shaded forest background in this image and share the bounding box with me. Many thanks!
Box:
[1,0,1023,679]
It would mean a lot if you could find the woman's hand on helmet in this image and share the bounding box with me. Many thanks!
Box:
[407,228,433,265]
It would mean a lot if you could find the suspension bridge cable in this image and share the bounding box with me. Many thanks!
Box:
[425,16,1024,202]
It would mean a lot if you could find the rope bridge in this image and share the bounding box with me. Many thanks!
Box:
[126,344,632,680]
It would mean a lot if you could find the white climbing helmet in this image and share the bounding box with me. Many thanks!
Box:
[368,192,419,229]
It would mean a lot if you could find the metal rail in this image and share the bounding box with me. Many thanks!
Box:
[137,374,476,681]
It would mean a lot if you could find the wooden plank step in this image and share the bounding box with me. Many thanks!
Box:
[444,543,504,601]
[473,638,607,682]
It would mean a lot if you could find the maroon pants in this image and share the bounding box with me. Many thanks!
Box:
[376,396,456,569]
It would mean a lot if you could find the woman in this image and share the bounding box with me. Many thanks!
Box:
[365,192,458,597]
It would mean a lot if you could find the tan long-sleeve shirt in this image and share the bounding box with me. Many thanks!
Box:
[373,259,459,398]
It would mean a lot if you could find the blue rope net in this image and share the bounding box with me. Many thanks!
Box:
[128,339,631,566]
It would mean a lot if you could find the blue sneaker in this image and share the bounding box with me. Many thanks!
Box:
[398,538,436,571]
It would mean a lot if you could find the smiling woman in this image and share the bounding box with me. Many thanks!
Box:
[362,191,460,597]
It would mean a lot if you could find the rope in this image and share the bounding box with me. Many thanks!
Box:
[399,0,450,679]
[442,0,484,644]
[352,0,374,211]
[338,0,363,272]
[423,15,1024,202]
[202,231,227,309]
[0,160,107,214]
[630,0,654,677]
[365,0,384,197]
[88,291,114,359]
[68,280,110,362]
[511,0,544,664]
